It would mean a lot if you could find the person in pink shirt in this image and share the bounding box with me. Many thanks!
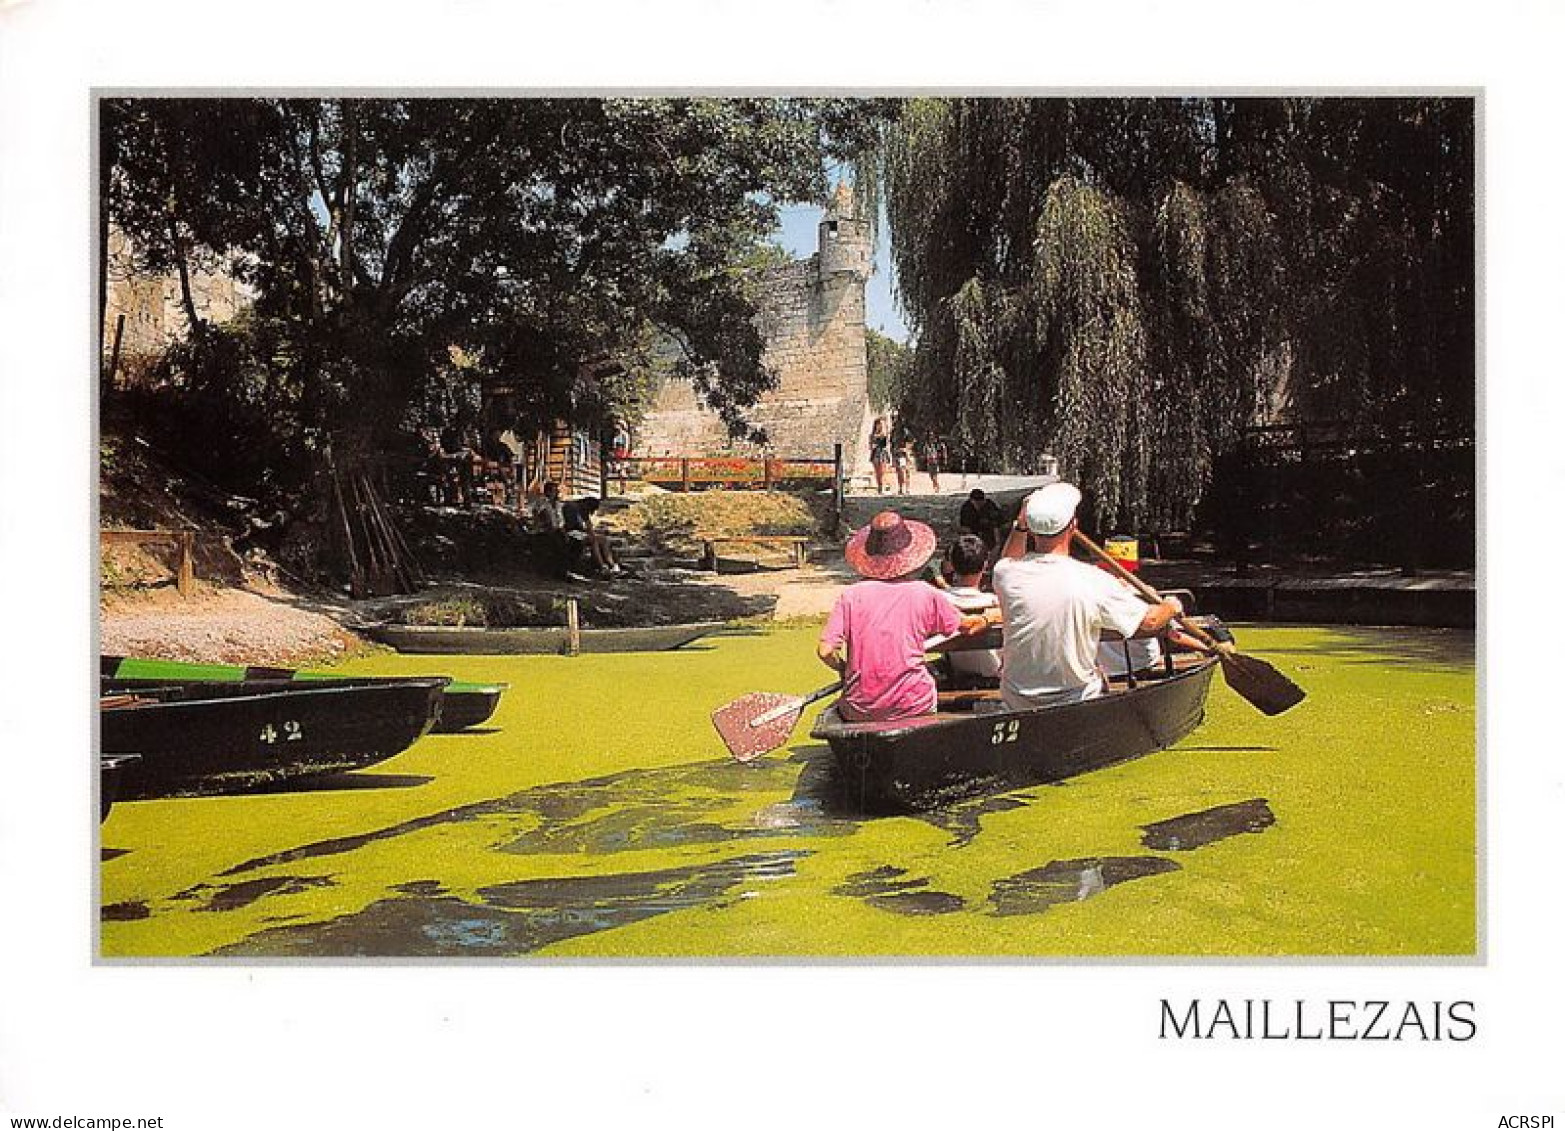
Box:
[818,511,992,722]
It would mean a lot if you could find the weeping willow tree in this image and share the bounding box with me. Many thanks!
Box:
[879,96,1474,532]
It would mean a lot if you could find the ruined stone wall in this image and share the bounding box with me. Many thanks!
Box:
[102,227,248,370]
[636,252,870,469]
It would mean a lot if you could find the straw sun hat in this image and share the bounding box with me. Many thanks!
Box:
[844,510,939,580]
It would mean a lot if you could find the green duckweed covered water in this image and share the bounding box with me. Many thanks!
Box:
[99,623,1476,958]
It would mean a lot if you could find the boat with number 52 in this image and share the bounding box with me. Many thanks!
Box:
[100,677,449,797]
[810,647,1219,813]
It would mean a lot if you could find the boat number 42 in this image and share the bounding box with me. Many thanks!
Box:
[989,720,1020,745]
[259,721,304,744]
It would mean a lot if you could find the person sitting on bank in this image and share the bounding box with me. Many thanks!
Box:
[817,511,990,723]
[529,480,564,531]
[958,488,1005,551]
[562,496,621,576]
[939,533,1004,688]
[990,482,1183,711]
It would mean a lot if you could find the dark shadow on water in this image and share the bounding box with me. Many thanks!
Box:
[834,865,928,898]
[218,756,857,877]
[1140,799,1275,851]
[832,865,965,916]
[171,874,337,913]
[988,856,1180,916]
[390,880,449,897]
[919,794,1034,848]
[101,900,151,921]
[243,772,436,795]
[866,890,965,915]
[212,850,806,957]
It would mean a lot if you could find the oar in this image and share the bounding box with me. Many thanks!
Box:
[1072,530,1306,716]
[712,633,958,763]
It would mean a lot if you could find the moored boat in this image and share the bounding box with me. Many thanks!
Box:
[364,621,723,655]
[100,678,448,796]
[100,753,141,820]
[100,655,506,732]
[810,653,1219,812]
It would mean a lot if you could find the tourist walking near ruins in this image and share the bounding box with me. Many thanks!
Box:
[921,433,948,493]
[868,417,891,494]
[894,438,914,494]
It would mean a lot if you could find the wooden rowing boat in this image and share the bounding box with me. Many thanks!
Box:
[810,653,1219,812]
[100,753,140,820]
[364,621,724,655]
[100,655,506,732]
[99,678,448,796]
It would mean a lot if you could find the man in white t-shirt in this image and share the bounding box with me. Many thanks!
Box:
[990,482,1184,710]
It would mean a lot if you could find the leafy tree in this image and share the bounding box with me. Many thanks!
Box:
[102,97,889,485]
[877,96,1474,531]
[864,328,912,412]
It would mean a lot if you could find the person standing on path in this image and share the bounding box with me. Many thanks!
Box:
[990,482,1183,710]
[920,433,948,494]
[894,439,914,494]
[868,417,891,495]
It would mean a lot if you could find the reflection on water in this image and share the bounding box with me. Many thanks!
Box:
[1140,800,1276,851]
[213,851,806,957]
[988,857,1180,916]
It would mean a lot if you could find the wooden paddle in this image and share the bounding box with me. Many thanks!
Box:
[1072,530,1305,716]
[713,633,958,763]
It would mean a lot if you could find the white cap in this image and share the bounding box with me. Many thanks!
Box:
[1023,481,1082,536]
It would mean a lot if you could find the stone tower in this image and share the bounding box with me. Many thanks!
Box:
[634,182,873,465]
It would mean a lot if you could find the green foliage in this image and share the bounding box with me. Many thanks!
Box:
[880,97,1475,531]
[864,329,912,412]
[102,97,891,482]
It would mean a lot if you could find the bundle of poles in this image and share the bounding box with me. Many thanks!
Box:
[331,467,426,598]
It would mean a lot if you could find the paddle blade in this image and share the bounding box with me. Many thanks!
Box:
[712,692,804,763]
[1216,648,1306,716]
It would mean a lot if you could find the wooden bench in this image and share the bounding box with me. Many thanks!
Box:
[702,535,810,571]
[100,529,197,596]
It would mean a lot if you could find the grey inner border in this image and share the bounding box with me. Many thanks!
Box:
[91,85,1485,968]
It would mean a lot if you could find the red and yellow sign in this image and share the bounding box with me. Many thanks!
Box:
[1103,535,1140,573]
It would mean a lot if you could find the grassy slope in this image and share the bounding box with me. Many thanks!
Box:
[100,624,1475,958]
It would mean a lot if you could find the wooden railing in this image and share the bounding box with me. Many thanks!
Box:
[100,529,197,596]
[615,454,838,491]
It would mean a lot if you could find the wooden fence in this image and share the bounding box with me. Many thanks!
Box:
[606,445,846,533]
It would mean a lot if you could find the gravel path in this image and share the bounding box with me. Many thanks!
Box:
[100,584,363,667]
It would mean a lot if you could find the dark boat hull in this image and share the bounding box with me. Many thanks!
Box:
[100,679,447,796]
[810,659,1218,812]
[100,656,505,733]
[100,754,140,820]
[365,621,722,655]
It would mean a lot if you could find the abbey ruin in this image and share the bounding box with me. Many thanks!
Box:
[634,184,874,472]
